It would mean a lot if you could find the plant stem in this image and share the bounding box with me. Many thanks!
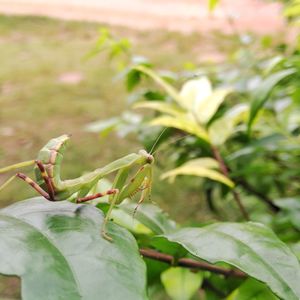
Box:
[139,248,246,278]
[236,178,280,213]
[211,146,249,220]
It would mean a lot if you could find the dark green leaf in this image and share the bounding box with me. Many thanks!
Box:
[0,198,147,300]
[248,69,296,131]
[274,198,300,230]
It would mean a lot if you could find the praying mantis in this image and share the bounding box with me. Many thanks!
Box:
[0,134,154,241]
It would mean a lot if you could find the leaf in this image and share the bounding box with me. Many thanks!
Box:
[133,66,183,107]
[161,267,203,300]
[85,117,120,136]
[0,198,148,300]
[126,69,141,91]
[227,278,279,300]
[133,101,185,117]
[208,0,220,11]
[164,222,300,300]
[150,115,209,141]
[161,158,234,188]
[274,198,300,230]
[248,69,296,131]
[194,89,231,124]
[179,77,212,112]
[119,203,177,234]
[209,104,249,145]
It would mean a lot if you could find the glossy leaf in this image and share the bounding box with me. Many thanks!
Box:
[161,158,234,188]
[150,115,209,141]
[248,69,296,131]
[227,278,278,300]
[161,267,203,300]
[0,198,147,300]
[164,222,300,300]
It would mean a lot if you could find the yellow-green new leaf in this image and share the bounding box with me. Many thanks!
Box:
[150,115,209,141]
[179,77,212,112]
[180,157,219,169]
[133,66,183,106]
[133,101,185,117]
[161,159,234,188]
[209,104,249,145]
[194,89,231,124]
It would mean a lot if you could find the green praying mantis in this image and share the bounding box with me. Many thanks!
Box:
[0,134,154,241]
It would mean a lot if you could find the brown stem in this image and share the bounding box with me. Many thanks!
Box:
[211,146,249,221]
[236,179,280,213]
[139,248,246,278]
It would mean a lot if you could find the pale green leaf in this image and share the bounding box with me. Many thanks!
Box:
[194,89,231,124]
[161,267,203,300]
[133,101,184,117]
[161,159,234,188]
[208,0,220,11]
[150,115,209,141]
[209,104,249,145]
[164,222,300,300]
[179,77,212,112]
[180,157,219,169]
[133,66,183,106]
[227,278,279,300]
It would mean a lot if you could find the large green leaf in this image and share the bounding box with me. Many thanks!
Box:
[0,197,147,300]
[248,69,296,131]
[161,158,234,188]
[150,115,209,141]
[164,222,300,300]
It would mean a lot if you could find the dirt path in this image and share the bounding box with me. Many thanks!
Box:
[0,0,285,34]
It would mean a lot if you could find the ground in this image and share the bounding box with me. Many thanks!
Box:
[0,0,284,34]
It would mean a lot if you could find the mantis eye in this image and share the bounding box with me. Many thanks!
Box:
[138,150,154,164]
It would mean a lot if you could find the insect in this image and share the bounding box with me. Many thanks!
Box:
[0,134,154,241]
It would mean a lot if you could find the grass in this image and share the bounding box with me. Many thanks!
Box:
[0,14,236,219]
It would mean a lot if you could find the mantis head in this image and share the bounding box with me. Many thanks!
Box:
[138,150,154,165]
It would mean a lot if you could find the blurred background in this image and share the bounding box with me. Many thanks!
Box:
[0,1,299,297]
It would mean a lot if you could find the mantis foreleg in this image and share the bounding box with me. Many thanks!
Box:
[102,164,153,241]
